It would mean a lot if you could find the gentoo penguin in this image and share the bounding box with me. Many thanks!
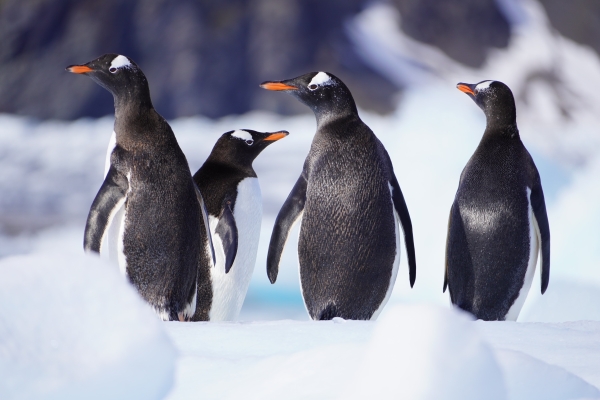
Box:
[67,54,212,321]
[192,129,288,321]
[445,80,550,321]
[261,72,416,320]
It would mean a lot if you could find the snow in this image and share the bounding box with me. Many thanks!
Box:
[496,349,600,400]
[349,306,506,400]
[0,253,176,400]
[162,307,600,400]
[1,0,600,398]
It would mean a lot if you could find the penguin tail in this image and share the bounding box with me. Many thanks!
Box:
[317,303,339,321]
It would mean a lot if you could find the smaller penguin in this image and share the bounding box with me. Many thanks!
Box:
[67,54,213,321]
[445,80,550,321]
[193,129,289,321]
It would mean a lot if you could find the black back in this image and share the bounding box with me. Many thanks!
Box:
[263,72,410,320]
[69,54,203,320]
[447,80,549,320]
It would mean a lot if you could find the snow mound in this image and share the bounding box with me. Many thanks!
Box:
[496,349,600,400]
[0,253,177,400]
[349,305,506,400]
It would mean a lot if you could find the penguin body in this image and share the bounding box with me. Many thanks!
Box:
[445,80,550,321]
[67,54,211,321]
[261,72,416,320]
[193,129,288,321]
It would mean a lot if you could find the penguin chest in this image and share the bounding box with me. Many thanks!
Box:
[505,187,539,320]
[99,133,128,277]
[209,177,262,321]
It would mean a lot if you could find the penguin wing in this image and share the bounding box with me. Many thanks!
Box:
[443,207,452,293]
[530,179,550,294]
[215,202,238,274]
[195,186,217,266]
[84,165,128,253]
[389,175,417,287]
[267,174,307,284]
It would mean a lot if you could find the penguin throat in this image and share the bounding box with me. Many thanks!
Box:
[113,87,153,116]
[313,99,358,129]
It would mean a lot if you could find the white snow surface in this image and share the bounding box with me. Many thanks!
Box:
[163,306,600,400]
[0,253,176,400]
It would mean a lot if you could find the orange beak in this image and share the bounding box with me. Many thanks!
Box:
[260,82,298,91]
[66,65,93,74]
[457,84,475,95]
[264,131,289,141]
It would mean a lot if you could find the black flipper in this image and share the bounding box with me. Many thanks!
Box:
[215,201,238,273]
[267,174,307,283]
[84,166,128,253]
[196,186,216,266]
[443,207,452,293]
[389,174,417,288]
[530,177,550,294]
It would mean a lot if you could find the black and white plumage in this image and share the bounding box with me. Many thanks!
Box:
[445,80,550,321]
[261,72,416,321]
[67,54,211,321]
[192,129,288,321]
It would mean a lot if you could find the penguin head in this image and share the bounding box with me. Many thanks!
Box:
[210,129,289,168]
[260,72,358,123]
[457,80,517,128]
[67,54,151,105]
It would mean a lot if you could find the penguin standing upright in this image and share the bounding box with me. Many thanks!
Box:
[192,129,288,321]
[67,54,211,321]
[445,80,551,321]
[261,72,416,320]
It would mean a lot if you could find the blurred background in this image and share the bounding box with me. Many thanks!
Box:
[0,0,599,321]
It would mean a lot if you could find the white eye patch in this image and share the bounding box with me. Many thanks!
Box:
[475,80,493,92]
[231,130,253,141]
[308,72,333,90]
[109,55,131,73]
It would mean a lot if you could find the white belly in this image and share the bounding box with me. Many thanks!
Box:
[99,132,128,277]
[208,178,262,321]
[505,187,539,321]
[370,184,401,320]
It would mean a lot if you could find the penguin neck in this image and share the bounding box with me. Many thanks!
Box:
[205,153,256,178]
[113,85,154,118]
[314,101,358,129]
[112,88,165,147]
[483,121,520,140]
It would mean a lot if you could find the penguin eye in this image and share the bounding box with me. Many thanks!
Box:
[109,67,117,73]
[245,139,254,145]
[308,84,318,90]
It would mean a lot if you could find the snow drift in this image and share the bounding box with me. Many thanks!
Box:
[0,253,176,400]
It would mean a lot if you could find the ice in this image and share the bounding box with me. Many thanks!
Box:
[0,253,176,400]
[164,307,600,399]
[348,305,506,400]
[496,349,600,400]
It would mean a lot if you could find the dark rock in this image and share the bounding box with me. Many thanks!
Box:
[0,0,395,120]
[390,0,511,68]
[538,0,600,56]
